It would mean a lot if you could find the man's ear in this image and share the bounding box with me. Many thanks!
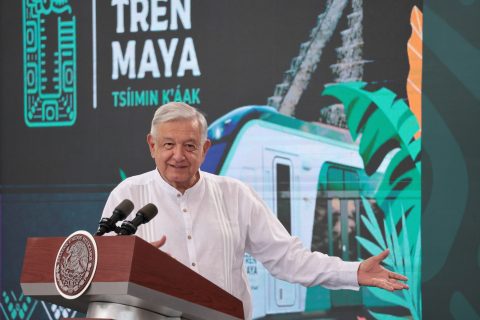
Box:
[147,133,156,158]
[202,139,211,156]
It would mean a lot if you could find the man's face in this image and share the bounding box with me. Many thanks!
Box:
[147,119,211,193]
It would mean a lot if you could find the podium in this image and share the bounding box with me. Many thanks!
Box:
[20,236,244,320]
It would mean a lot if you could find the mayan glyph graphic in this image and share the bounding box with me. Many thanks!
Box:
[23,0,77,127]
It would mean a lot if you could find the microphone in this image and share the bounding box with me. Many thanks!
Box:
[95,199,134,236]
[118,203,158,236]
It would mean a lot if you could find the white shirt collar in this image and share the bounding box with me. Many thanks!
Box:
[153,168,205,198]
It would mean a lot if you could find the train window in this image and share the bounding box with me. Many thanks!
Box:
[327,167,343,191]
[344,170,360,191]
[311,191,328,254]
[327,166,359,191]
[330,197,342,258]
[347,199,360,261]
[276,163,291,234]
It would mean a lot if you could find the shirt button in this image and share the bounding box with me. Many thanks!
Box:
[187,235,192,240]
[177,193,181,198]
[183,208,187,212]
[192,262,196,267]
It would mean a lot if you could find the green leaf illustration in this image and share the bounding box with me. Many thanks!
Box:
[119,168,127,181]
[323,83,420,172]
[322,82,422,319]
[356,236,384,259]
[357,200,421,320]
[323,81,420,247]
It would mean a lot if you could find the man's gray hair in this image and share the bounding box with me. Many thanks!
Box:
[150,102,208,142]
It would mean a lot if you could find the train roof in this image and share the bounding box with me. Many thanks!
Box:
[208,106,355,144]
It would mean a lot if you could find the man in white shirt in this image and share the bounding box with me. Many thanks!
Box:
[102,102,408,319]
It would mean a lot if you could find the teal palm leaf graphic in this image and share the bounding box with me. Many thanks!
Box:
[119,168,127,181]
[323,82,421,319]
[323,82,421,246]
[356,198,421,320]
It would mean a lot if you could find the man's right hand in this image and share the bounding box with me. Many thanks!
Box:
[150,235,167,249]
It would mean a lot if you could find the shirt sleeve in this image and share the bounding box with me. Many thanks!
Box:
[243,185,360,290]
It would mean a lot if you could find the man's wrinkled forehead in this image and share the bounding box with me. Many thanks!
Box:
[155,119,202,141]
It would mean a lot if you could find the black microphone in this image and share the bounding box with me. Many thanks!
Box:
[95,199,134,236]
[118,203,158,236]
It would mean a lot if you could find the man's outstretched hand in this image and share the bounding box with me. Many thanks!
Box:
[358,249,409,291]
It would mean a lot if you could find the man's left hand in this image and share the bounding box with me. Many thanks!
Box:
[357,249,409,291]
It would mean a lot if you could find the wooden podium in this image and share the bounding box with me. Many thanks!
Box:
[20,236,244,320]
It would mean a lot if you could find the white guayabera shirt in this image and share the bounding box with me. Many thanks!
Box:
[102,169,360,319]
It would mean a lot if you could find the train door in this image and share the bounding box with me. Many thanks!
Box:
[312,163,362,307]
[263,150,301,314]
[327,165,362,306]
